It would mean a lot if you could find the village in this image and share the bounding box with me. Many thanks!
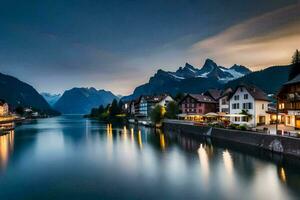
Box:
[121,70,300,138]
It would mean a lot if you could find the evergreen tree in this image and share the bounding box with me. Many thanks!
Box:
[118,100,124,113]
[292,49,300,65]
[90,108,99,117]
[174,92,184,101]
[109,99,119,116]
[165,101,179,119]
[288,49,300,81]
[98,105,105,114]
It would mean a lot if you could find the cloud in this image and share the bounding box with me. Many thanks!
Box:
[189,2,300,70]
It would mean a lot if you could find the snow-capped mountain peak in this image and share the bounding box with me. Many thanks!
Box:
[164,59,251,82]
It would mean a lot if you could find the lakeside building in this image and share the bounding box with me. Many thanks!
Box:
[204,89,222,112]
[0,100,14,132]
[0,100,9,116]
[134,94,173,119]
[277,75,300,129]
[218,88,233,114]
[228,85,270,127]
[178,94,218,121]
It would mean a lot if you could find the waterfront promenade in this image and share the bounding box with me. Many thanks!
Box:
[163,119,300,159]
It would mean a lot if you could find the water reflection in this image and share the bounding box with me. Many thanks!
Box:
[223,150,233,174]
[198,144,210,187]
[279,167,287,183]
[1,116,299,200]
[0,131,14,170]
[137,130,143,149]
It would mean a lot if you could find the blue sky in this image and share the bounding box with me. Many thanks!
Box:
[0,0,299,95]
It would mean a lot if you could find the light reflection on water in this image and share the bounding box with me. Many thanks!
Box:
[0,131,14,170]
[0,115,299,200]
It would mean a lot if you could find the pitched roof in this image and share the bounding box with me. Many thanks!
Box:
[219,88,233,99]
[180,94,217,103]
[230,84,269,101]
[284,74,300,85]
[204,89,222,100]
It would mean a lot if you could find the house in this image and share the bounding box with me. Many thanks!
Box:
[136,94,173,118]
[218,88,233,114]
[228,85,270,127]
[277,74,300,129]
[204,89,222,112]
[121,100,131,114]
[0,100,9,116]
[179,94,218,117]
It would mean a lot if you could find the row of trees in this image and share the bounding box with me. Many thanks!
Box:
[88,99,125,121]
[150,101,179,125]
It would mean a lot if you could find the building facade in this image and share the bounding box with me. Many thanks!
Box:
[0,100,9,116]
[218,88,232,113]
[136,94,173,118]
[278,75,300,129]
[179,94,217,115]
[229,85,270,127]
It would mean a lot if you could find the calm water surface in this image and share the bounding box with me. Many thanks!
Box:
[0,115,300,200]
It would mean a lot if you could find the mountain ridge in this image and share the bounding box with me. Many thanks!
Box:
[0,72,58,114]
[122,59,251,100]
[54,87,119,114]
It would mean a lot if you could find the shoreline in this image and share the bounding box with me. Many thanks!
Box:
[163,120,300,159]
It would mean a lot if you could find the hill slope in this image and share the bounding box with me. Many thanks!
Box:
[41,93,61,106]
[54,87,118,114]
[224,65,291,94]
[0,72,57,114]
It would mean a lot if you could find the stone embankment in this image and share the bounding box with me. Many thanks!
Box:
[163,120,300,158]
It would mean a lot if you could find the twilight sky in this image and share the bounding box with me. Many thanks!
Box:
[0,0,299,95]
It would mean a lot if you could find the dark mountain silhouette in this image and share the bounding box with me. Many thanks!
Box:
[54,87,118,114]
[0,72,58,114]
[224,65,292,94]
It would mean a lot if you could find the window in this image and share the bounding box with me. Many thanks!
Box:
[234,117,240,122]
[234,95,239,100]
[244,94,248,99]
[262,104,264,110]
[232,103,240,109]
[287,116,291,124]
[240,88,243,92]
[243,103,253,109]
[222,99,226,105]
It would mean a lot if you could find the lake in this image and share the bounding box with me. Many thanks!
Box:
[0,115,299,200]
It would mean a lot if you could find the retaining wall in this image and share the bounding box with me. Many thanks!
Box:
[163,121,300,158]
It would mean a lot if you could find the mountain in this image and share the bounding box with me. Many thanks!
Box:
[224,64,291,94]
[0,72,58,114]
[166,59,251,82]
[122,59,251,100]
[41,93,61,106]
[54,87,118,114]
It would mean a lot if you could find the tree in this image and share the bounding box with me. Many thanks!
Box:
[174,92,184,102]
[150,105,165,125]
[288,49,300,81]
[292,49,300,65]
[109,99,119,116]
[98,105,105,114]
[90,108,99,117]
[165,101,179,119]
